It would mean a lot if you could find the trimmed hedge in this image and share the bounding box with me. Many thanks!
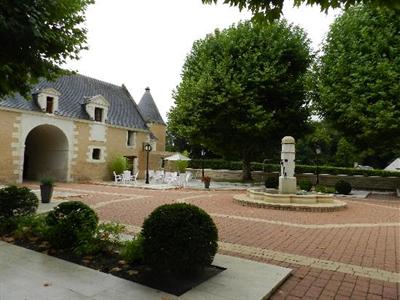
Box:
[45,201,99,249]
[188,159,400,177]
[0,186,38,219]
[142,203,218,276]
[265,177,279,188]
[335,180,352,195]
[0,186,39,234]
[299,180,313,192]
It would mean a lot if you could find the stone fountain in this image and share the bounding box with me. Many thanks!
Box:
[233,136,347,212]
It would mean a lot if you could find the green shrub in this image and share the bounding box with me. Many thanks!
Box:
[335,180,352,195]
[315,185,335,193]
[188,159,400,177]
[14,214,48,240]
[40,177,54,186]
[265,176,279,188]
[110,155,127,175]
[0,186,38,234]
[0,218,19,235]
[174,151,190,173]
[45,201,98,249]
[121,233,144,263]
[0,186,39,219]
[75,222,125,256]
[299,180,313,192]
[189,159,243,170]
[142,203,218,276]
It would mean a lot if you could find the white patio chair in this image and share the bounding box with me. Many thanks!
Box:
[153,170,164,183]
[175,173,185,187]
[122,170,134,184]
[113,171,122,183]
[185,172,193,187]
[149,170,155,181]
[163,172,172,184]
[132,171,139,182]
[168,172,179,185]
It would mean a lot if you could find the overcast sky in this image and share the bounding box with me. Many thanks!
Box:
[65,0,340,122]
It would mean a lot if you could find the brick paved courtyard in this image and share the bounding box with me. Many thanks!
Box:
[35,183,400,299]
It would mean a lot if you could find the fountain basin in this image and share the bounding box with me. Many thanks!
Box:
[233,188,347,212]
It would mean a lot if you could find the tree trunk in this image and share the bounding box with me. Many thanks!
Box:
[242,159,253,182]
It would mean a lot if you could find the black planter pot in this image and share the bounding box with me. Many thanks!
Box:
[204,182,210,189]
[40,184,53,203]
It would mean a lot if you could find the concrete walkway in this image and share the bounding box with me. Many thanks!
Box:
[0,241,291,300]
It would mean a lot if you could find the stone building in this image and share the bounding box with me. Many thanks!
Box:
[0,74,169,184]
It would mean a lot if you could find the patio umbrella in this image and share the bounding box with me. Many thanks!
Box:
[164,153,191,161]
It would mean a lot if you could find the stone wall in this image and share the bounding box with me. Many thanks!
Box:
[0,110,20,183]
[73,123,150,182]
[0,108,169,184]
[187,168,400,191]
[147,123,166,152]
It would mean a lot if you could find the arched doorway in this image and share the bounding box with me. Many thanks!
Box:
[23,125,69,182]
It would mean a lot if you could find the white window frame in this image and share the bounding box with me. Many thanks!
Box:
[87,146,106,163]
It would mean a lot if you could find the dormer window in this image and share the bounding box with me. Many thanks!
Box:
[84,95,110,123]
[46,97,54,113]
[33,88,60,114]
[94,107,103,122]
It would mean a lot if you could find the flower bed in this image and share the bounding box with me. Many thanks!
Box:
[0,186,223,296]
[4,234,223,296]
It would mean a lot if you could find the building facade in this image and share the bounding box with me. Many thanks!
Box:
[0,74,168,184]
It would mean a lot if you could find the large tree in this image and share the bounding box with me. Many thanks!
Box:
[315,4,400,167]
[168,21,312,180]
[0,0,94,98]
[202,0,399,20]
[296,120,359,167]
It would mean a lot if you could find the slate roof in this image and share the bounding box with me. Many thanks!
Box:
[138,87,165,125]
[0,74,149,130]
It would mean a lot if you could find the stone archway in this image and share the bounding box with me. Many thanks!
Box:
[23,125,69,182]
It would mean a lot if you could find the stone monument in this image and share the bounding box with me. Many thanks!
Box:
[279,136,297,194]
[233,135,346,211]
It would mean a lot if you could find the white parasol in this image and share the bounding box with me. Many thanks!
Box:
[163,153,191,161]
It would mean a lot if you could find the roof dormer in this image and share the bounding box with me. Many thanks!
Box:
[33,88,61,114]
[84,95,110,123]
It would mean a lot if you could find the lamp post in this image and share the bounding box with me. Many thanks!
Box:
[144,143,152,184]
[201,149,206,178]
[315,145,321,185]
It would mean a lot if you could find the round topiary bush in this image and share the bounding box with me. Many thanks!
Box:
[335,180,352,195]
[265,176,279,189]
[45,201,98,249]
[0,186,39,234]
[299,180,313,192]
[142,203,218,276]
[0,186,38,219]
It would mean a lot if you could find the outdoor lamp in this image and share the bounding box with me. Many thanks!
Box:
[144,143,152,184]
[201,149,206,178]
[315,145,321,185]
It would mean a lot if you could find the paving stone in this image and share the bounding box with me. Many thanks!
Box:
[20,183,400,299]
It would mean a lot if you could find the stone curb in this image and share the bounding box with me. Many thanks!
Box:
[233,195,347,212]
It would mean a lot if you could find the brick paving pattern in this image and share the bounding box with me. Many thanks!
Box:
[32,183,400,299]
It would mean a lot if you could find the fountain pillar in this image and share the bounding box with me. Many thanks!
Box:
[279,136,297,194]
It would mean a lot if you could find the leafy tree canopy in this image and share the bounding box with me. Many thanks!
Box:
[315,4,400,167]
[0,0,94,98]
[296,121,359,167]
[202,0,399,20]
[168,20,312,180]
